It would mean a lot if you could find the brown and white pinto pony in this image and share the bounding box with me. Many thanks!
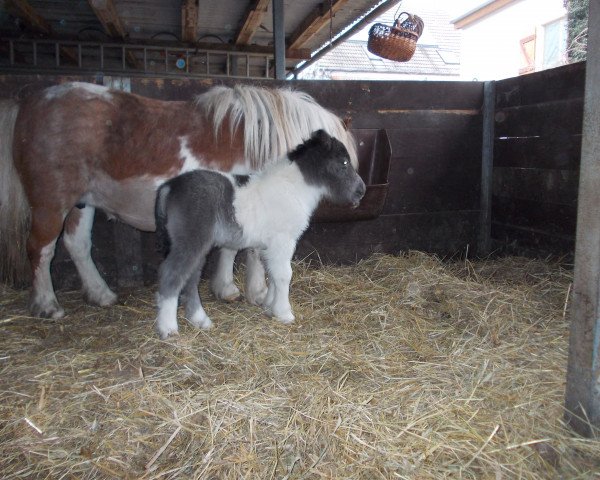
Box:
[0,82,357,319]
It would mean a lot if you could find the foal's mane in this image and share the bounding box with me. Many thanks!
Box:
[194,85,357,170]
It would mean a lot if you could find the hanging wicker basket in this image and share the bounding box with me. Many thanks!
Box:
[367,12,424,62]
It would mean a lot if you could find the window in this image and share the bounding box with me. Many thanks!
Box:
[543,17,567,68]
[519,34,536,74]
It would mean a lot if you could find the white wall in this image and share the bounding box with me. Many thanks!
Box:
[458,0,567,80]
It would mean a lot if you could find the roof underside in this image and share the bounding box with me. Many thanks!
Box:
[0,0,390,78]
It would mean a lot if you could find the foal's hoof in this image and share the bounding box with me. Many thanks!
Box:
[265,308,295,325]
[156,325,179,340]
[29,299,65,319]
[275,313,295,325]
[186,311,213,330]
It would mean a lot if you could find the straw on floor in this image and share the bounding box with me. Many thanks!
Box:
[1,252,599,479]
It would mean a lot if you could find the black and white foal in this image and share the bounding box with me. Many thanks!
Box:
[154,130,366,339]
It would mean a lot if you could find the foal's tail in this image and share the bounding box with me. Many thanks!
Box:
[155,183,171,257]
[0,99,30,286]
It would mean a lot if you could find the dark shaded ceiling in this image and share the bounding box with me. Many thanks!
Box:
[0,0,394,77]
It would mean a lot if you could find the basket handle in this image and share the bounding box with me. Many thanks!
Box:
[393,12,424,37]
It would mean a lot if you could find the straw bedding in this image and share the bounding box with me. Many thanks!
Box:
[1,252,599,479]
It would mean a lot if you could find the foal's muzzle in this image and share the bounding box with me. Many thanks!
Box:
[351,179,367,208]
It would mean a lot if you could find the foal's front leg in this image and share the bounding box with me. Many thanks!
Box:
[244,248,268,305]
[262,240,296,324]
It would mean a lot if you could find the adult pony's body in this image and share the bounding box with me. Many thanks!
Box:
[0,82,357,319]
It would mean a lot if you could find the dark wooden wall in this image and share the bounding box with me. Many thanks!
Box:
[491,62,585,257]
[0,74,483,289]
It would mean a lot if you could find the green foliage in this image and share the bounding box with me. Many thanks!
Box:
[564,0,588,62]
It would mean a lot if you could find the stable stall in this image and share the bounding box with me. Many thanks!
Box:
[0,0,599,477]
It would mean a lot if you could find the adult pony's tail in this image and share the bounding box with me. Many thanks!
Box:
[195,84,358,171]
[154,184,171,257]
[0,99,30,286]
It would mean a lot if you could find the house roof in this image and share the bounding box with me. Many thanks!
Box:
[452,0,519,29]
[300,2,461,78]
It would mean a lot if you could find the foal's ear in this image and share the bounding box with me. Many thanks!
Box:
[311,129,332,148]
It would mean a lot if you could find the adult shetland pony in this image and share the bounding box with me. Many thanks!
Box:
[0,82,357,319]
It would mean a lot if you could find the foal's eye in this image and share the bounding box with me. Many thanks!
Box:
[342,159,348,166]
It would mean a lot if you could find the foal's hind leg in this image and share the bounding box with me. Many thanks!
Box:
[181,265,212,330]
[156,245,209,339]
[27,210,66,318]
[63,206,118,307]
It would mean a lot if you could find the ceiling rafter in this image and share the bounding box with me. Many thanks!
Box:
[88,0,128,37]
[288,0,350,51]
[181,0,199,43]
[235,0,270,45]
[88,0,139,67]
[6,0,79,64]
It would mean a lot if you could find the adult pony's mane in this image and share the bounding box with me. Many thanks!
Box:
[194,85,357,170]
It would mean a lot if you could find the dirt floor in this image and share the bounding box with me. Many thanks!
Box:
[1,252,599,479]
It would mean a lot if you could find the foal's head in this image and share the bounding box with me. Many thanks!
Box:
[290,130,366,207]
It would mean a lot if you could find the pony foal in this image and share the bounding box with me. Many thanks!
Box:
[154,130,366,339]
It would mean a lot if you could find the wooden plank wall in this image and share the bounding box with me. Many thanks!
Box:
[0,74,483,289]
[131,77,484,266]
[492,62,586,256]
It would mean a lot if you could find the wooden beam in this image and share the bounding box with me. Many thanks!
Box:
[288,0,350,51]
[181,0,199,43]
[453,0,517,29]
[564,0,600,437]
[88,0,128,38]
[88,0,139,68]
[6,0,79,65]
[6,0,52,33]
[235,0,270,45]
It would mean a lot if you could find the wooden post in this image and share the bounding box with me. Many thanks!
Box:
[272,0,285,80]
[564,0,600,436]
[478,81,495,257]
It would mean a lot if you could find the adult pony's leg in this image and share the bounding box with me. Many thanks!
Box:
[244,248,268,306]
[261,240,296,324]
[62,206,117,307]
[210,248,242,301]
[27,209,67,318]
[181,264,212,330]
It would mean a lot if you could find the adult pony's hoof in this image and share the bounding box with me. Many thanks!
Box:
[84,288,118,307]
[29,299,65,319]
[246,286,268,306]
[211,281,242,302]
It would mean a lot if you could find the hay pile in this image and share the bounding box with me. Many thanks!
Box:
[1,252,599,479]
